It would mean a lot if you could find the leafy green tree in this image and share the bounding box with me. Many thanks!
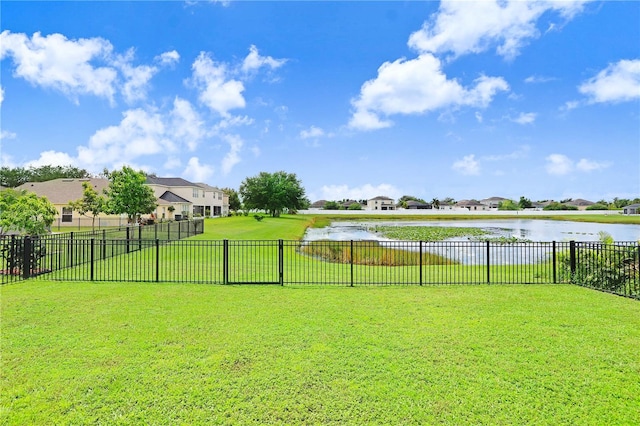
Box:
[431,198,440,209]
[323,201,342,210]
[586,203,609,211]
[0,189,57,235]
[103,166,157,223]
[239,171,308,217]
[0,165,91,187]
[398,195,427,209]
[68,182,107,231]
[498,199,519,210]
[0,167,30,188]
[518,196,532,209]
[221,187,242,212]
[543,202,578,211]
[348,202,362,210]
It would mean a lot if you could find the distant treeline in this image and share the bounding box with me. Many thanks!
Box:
[0,165,92,188]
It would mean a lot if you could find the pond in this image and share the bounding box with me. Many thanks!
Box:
[303,219,640,243]
[302,219,640,265]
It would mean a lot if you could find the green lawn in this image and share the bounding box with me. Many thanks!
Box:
[2,282,639,424]
[3,214,639,424]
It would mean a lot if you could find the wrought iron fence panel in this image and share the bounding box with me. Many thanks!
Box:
[6,236,636,299]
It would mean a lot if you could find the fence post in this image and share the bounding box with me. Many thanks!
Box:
[90,238,95,281]
[279,239,284,286]
[156,239,160,283]
[126,227,130,254]
[167,222,171,241]
[154,222,158,241]
[350,240,354,287]
[69,232,75,267]
[552,241,557,283]
[22,236,32,279]
[223,239,229,285]
[569,241,576,276]
[8,235,16,274]
[178,223,181,240]
[486,240,490,283]
[419,241,423,286]
[102,229,106,259]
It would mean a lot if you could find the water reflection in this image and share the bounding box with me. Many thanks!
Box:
[304,219,640,242]
[303,220,640,265]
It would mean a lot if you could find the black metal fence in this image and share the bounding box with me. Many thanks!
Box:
[0,219,204,284]
[3,235,638,299]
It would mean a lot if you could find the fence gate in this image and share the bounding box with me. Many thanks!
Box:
[224,240,283,284]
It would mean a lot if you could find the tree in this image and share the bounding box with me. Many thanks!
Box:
[0,165,91,187]
[348,202,362,210]
[498,199,519,210]
[431,198,440,209]
[221,187,242,212]
[68,182,107,231]
[323,201,342,210]
[518,196,533,209]
[239,171,308,217]
[0,189,57,235]
[103,166,157,223]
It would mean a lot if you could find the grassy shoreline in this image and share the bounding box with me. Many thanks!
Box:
[302,213,640,228]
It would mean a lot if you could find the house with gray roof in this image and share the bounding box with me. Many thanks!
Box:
[563,199,595,210]
[145,176,227,219]
[623,203,640,215]
[480,197,508,209]
[367,196,396,211]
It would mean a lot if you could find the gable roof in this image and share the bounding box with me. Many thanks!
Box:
[369,196,393,201]
[564,199,594,207]
[158,191,191,204]
[146,176,198,187]
[16,178,109,205]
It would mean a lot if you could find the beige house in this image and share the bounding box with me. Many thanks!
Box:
[455,200,489,211]
[480,197,508,209]
[145,177,228,219]
[15,178,125,227]
[367,196,396,211]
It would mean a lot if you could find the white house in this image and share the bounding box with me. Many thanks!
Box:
[367,196,396,211]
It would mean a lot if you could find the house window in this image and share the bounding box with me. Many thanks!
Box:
[192,189,199,198]
[62,207,73,223]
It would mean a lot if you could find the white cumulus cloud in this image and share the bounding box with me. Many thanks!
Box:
[545,154,610,175]
[241,45,287,74]
[349,54,508,131]
[24,150,76,168]
[156,50,180,66]
[452,154,480,175]
[183,157,214,182]
[511,112,537,124]
[579,59,640,104]
[190,52,245,117]
[220,134,243,175]
[0,30,118,103]
[408,0,592,60]
[299,126,325,139]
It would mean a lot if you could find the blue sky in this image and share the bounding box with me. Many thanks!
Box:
[1,1,639,203]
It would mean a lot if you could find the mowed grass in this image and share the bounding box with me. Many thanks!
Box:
[3,215,640,424]
[2,282,639,424]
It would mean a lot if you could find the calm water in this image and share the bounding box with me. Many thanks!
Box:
[303,219,640,242]
[302,220,640,265]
